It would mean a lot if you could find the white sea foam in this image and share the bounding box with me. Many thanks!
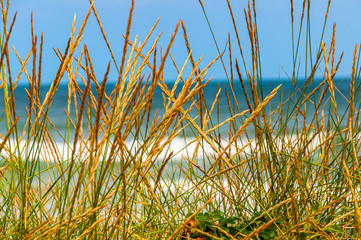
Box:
[1,137,251,163]
[0,133,326,164]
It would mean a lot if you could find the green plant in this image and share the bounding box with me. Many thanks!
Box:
[182,210,283,240]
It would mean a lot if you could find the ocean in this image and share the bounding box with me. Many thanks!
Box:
[0,77,355,164]
[0,78,353,131]
[0,77,357,215]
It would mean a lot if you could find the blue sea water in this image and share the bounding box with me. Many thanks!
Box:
[0,78,356,139]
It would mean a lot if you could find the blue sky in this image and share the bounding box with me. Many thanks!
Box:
[7,0,361,83]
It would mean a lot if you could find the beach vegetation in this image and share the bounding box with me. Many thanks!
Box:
[0,0,360,239]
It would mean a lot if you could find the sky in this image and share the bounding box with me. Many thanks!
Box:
[6,0,361,83]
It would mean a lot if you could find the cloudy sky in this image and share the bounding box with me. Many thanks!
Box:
[7,0,361,83]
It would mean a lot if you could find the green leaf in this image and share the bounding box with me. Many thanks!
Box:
[249,211,266,223]
[212,210,224,222]
[260,229,276,239]
[212,210,223,216]
[200,222,207,231]
[232,216,243,221]
[220,236,231,240]
[224,217,236,225]
[275,217,284,224]
[196,213,210,223]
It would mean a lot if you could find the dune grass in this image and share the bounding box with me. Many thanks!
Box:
[0,0,361,239]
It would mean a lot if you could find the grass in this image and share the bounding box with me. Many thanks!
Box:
[0,0,361,239]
